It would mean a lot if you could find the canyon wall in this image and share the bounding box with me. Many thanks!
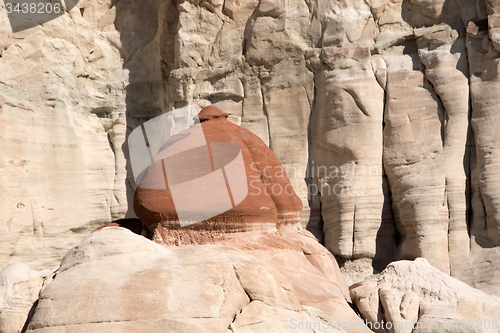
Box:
[0,0,130,269]
[1,0,500,292]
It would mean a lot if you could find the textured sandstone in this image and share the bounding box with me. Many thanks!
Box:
[0,263,53,333]
[0,1,130,270]
[350,258,500,333]
[146,0,500,292]
[1,0,500,300]
[23,227,370,333]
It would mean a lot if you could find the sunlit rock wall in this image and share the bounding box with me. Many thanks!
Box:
[1,0,500,295]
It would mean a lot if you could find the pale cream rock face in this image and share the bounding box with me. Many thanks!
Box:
[0,1,129,270]
[23,227,370,333]
[2,0,500,300]
[351,258,500,333]
[0,263,53,333]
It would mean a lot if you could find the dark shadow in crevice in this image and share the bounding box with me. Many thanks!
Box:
[20,300,39,333]
[373,173,397,273]
[112,0,178,219]
[305,77,324,243]
[92,218,143,235]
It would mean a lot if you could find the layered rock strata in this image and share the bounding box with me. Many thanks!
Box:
[0,1,130,270]
[92,0,500,289]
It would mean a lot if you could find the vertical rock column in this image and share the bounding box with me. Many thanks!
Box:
[243,0,315,223]
[415,25,471,273]
[259,59,313,220]
[380,0,472,274]
[382,39,450,273]
[467,15,500,244]
[311,0,395,267]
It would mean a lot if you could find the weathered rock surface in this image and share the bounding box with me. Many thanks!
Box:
[0,263,53,333]
[23,227,370,333]
[350,258,500,333]
[0,0,130,270]
[2,0,500,300]
[121,0,500,296]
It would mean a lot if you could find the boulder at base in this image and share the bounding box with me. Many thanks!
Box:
[350,258,500,333]
[24,227,372,333]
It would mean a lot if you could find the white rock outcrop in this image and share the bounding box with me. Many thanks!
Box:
[350,258,500,333]
[0,263,53,333]
[22,227,371,333]
[0,0,130,270]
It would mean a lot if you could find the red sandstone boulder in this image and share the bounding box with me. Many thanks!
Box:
[133,106,302,244]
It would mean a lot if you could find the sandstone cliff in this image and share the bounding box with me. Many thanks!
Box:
[1,0,500,295]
